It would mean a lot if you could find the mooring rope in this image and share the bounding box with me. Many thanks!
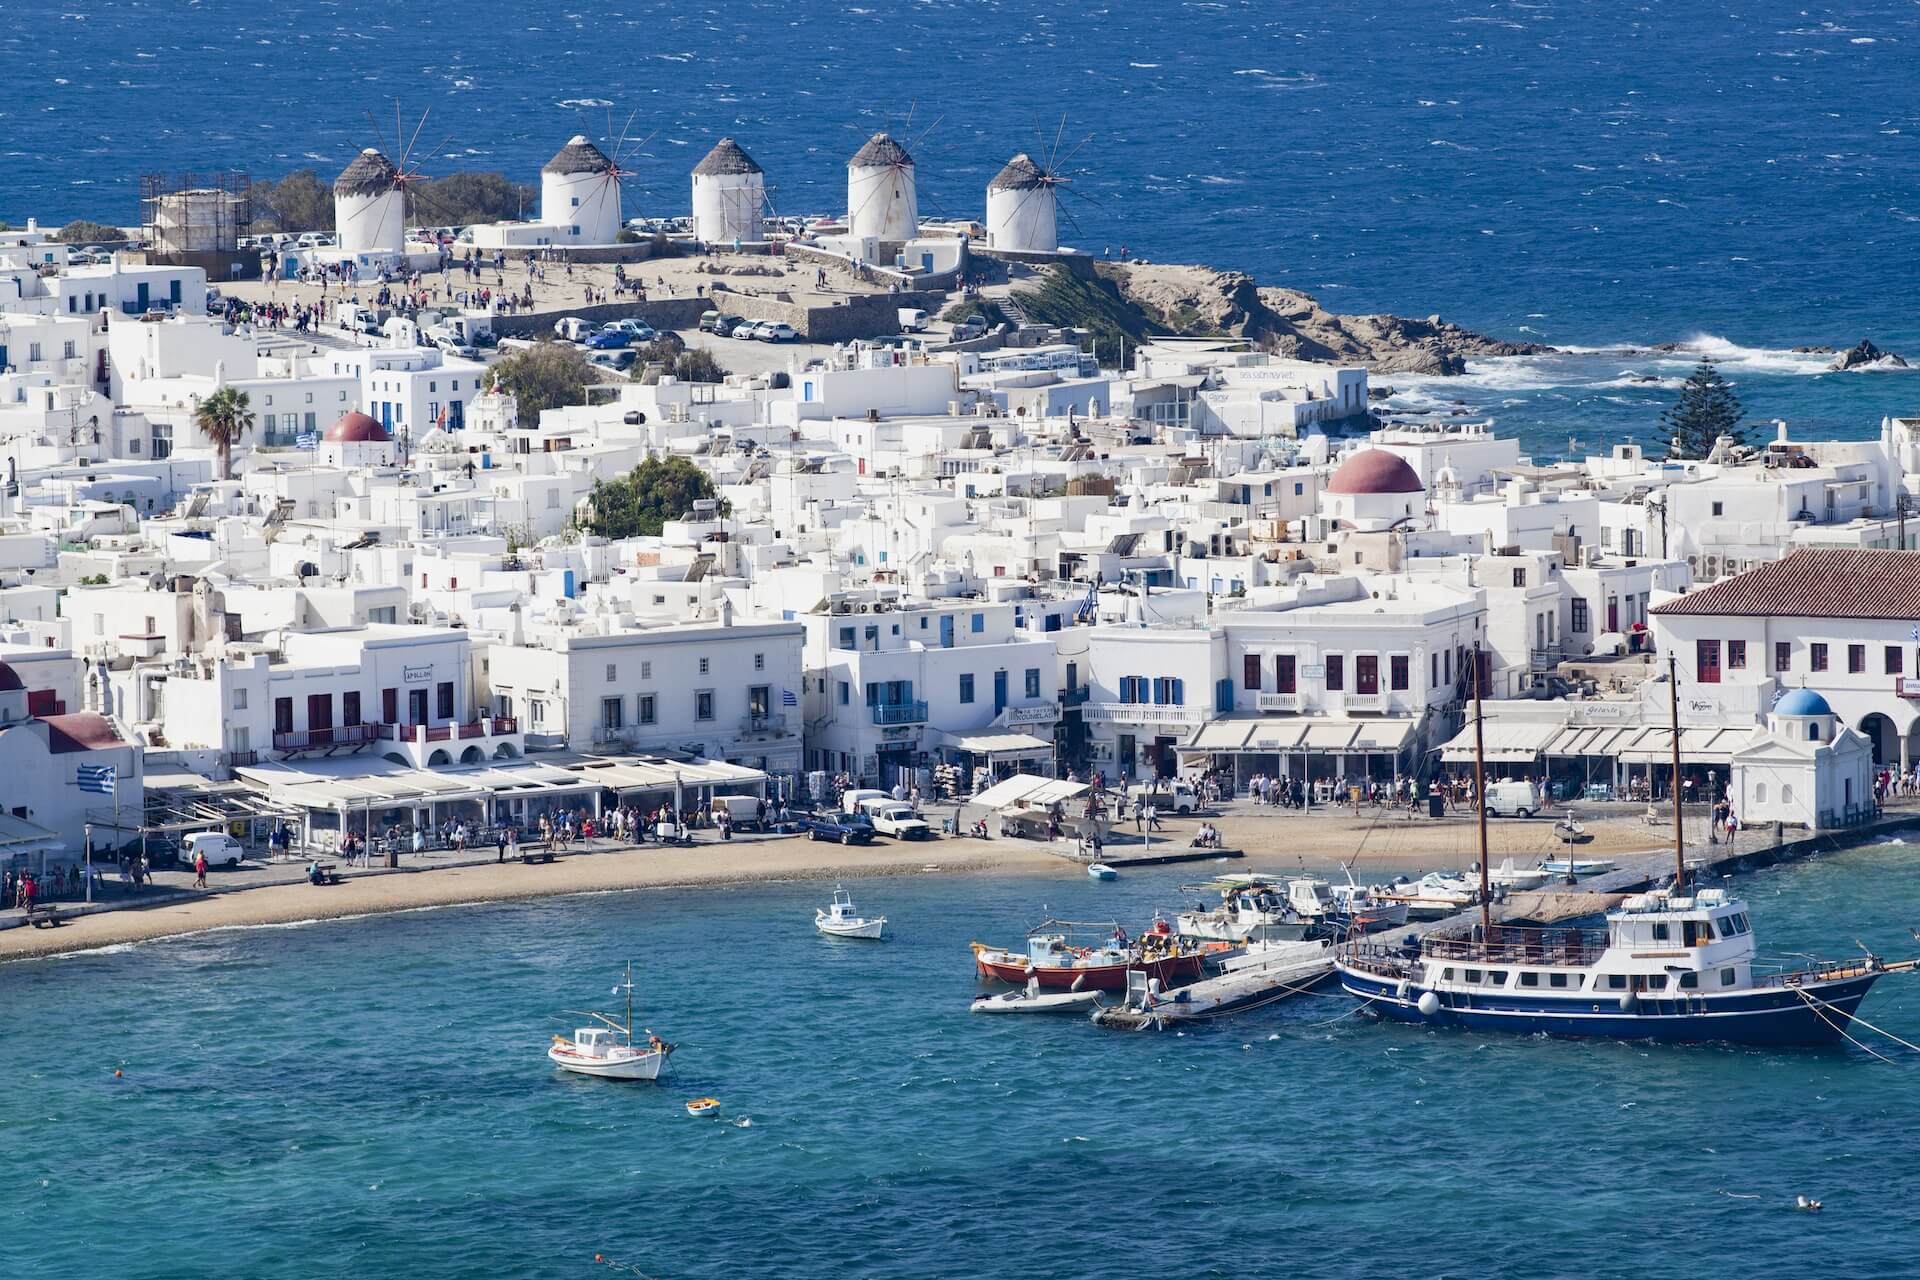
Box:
[1796,987,1920,1056]
[1794,988,1895,1063]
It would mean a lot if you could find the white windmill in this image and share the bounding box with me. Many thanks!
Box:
[334,103,456,260]
[847,132,918,242]
[987,118,1094,253]
[542,136,623,245]
[691,138,766,245]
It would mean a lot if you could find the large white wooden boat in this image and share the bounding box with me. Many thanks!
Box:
[548,965,674,1080]
[816,886,888,939]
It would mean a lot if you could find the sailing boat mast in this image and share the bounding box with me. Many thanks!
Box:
[1472,641,1491,940]
[1667,654,1687,893]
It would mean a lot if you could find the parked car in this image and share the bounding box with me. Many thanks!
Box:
[181,830,246,870]
[858,801,935,840]
[1126,780,1200,814]
[604,319,657,341]
[113,833,182,868]
[587,348,638,372]
[952,317,989,341]
[799,812,877,845]
[755,321,798,343]
[732,320,767,341]
[554,316,592,342]
[584,329,631,350]
[698,309,730,335]
[433,335,479,359]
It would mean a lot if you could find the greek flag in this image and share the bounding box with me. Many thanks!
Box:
[76,764,116,795]
[781,687,798,707]
[295,431,319,450]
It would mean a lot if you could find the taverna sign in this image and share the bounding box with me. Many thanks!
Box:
[403,665,434,683]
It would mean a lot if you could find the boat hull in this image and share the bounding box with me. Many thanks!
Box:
[1335,966,1883,1046]
[817,915,887,939]
[971,989,1104,1015]
[974,951,1205,991]
[548,1044,670,1079]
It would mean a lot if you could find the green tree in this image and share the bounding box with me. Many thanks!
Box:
[485,341,596,421]
[629,332,727,385]
[57,220,124,244]
[253,170,335,232]
[1661,360,1746,459]
[582,456,718,539]
[415,172,538,226]
[194,386,255,481]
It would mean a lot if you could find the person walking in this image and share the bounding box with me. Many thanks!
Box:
[496,827,508,864]
[193,849,208,890]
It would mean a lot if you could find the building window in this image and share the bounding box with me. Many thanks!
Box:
[959,674,975,704]
[699,657,710,675]
[1712,501,1723,517]
[1728,640,1745,670]
[1325,654,1342,691]
[606,664,617,683]
[1356,655,1380,695]
[1274,655,1296,694]
[754,653,765,671]
[1848,643,1865,674]
[1889,646,1904,676]
[1570,599,1589,632]
[638,694,656,725]
[342,691,361,726]
[837,681,849,706]
[1024,667,1040,699]
[1152,677,1185,705]
[1390,655,1409,691]
[602,697,623,729]
[695,690,714,721]
[970,613,984,633]
[436,680,454,719]
[1810,643,1828,672]
[232,688,248,710]
[1696,640,1721,684]
[1243,654,1261,691]
[1512,567,1526,588]
[640,661,651,680]
[1775,641,1790,673]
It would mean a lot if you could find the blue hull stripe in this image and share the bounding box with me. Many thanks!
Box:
[1335,970,1882,1045]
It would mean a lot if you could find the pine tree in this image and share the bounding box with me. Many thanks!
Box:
[1661,360,1745,459]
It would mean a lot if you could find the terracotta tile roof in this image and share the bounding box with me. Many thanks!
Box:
[41,712,125,755]
[1651,548,1920,620]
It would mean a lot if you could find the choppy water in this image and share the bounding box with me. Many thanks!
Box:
[1,839,1917,1279]
[4,0,1917,455]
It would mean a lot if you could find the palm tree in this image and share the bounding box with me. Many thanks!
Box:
[193,386,255,481]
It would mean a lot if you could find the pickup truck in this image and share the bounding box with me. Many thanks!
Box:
[799,812,878,845]
[861,802,934,841]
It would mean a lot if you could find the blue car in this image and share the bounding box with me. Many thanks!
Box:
[585,330,631,350]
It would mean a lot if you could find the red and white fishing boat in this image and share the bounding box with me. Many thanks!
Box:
[971,916,1207,991]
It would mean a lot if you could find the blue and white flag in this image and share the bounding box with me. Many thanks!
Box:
[781,687,799,707]
[76,764,116,795]
[295,431,319,450]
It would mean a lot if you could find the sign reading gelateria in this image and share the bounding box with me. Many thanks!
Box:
[403,665,434,683]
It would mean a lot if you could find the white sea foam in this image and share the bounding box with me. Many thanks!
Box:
[1667,334,1836,376]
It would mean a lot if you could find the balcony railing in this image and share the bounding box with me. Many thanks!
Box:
[1059,686,1091,707]
[374,717,518,742]
[871,701,928,726]
[272,724,377,752]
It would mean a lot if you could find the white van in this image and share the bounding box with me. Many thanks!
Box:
[897,307,929,333]
[710,794,767,831]
[1126,779,1200,814]
[1484,780,1542,818]
[182,831,246,869]
[841,788,891,815]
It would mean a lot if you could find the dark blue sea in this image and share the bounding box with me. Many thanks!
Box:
[1,841,1918,1279]
[4,0,1917,456]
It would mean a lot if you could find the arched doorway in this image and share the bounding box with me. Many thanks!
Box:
[1858,712,1897,765]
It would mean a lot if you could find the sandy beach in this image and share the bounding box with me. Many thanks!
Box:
[0,835,1066,964]
[0,806,1690,965]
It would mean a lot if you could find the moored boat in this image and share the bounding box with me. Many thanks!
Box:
[816,886,887,939]
[972,915,1206,991]
[1086,863,1118,881]
[548,964,674,1080]
[1374,871,1481,920]
[1489,857,1549,891]
[971,976,1105,1014]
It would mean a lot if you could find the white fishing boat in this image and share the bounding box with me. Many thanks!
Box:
[1176,879,1316,942]
[1087,863,1118,881]
[1552,814,1592,844]
[548,964,674,1081]
[1375,871,1481,920]
[1489,857,1549,891]
[1537,855,1617,879]
[815,885,888,939]
[970,976,1105,1015]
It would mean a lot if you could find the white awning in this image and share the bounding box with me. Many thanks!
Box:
[1183,719,1258,751]
[941,731,1054,756]
[561,757,767,792]
[1300,723,1359,751]
[1616,726,1752,765]
[1441,720,1565,764]
[969,774,1088,810]
[1243,723,1307,751]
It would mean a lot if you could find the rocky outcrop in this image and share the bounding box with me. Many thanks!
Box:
[1831,339,1909,371]
[1087,262,1551,375]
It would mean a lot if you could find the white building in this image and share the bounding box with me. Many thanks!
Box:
[1730,688,1874,829]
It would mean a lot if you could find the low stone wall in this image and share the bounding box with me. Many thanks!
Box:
[703,285,949,342]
